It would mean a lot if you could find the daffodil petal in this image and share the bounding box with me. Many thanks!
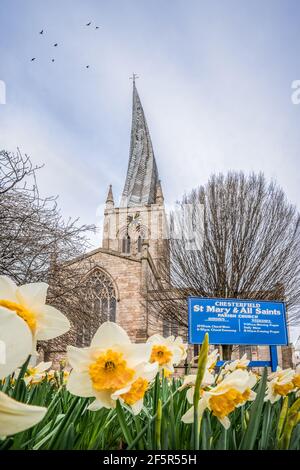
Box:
[94,391,116,409]
[0,391,47,436]
[120,343,152,368]
[135,362,158,382]
[66,371,94,397]
[0,276,18,302]
[16,282,48,310]
[219,416,231,429]
[131,399,144,415]
[35,305,70,340]
[35,361,52,373]
[0,307,32,379]
[87,399,102,412]
[67,346,92,372]
[172,346,184,365]
[186,387,194,404]
[146,334,164,345]
[91,321,131,348]
[181,405,195,423]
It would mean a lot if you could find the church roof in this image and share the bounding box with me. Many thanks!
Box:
[121,80,159,207]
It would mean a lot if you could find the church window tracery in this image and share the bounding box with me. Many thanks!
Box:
[79,269,117,346]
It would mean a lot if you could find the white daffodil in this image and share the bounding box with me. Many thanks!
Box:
[174,337,188,362]
[23,361,52,386]
[0,276,70,378]
[293,365,300,390]
[67,322,154,412]
[0,391,47,437]
[0,306,33,379]
[182,369,257,429]
[265,367,296,403]
[146,334,182,373]
[111,362,158,415]
[216,354,250,383]
[179,349,219,402]
[224,354,250,372]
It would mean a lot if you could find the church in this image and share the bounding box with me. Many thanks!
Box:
[43,79,171,364]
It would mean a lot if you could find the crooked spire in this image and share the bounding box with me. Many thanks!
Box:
[121,80,159,207]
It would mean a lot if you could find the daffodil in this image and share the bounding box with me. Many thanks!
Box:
[0,306,33,379]
[0,391,47,437]
[67,322,154,412]
[293,365,300,390]
[174,336,188,362]
[23,361,52,386]
[182,369,257,429]
[179,349,218,402]
[111,362,158,414]
[265,367,296,403]
[147,334,182,373]
[216,354,250,383]
[0,276,70,379]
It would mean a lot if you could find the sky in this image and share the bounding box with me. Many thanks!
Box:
[1,1,300,340]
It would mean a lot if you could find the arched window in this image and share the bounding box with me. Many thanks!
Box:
[122,235,131,254]
[82,269,117,346]
[137,235,142,253]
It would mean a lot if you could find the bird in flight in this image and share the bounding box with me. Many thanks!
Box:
[54,43,58,47]
[95,26,100,29]
[51,59,55,62]
[86,65,90,68]
[86,22,91,26]
[39,30,44,34]
[31,57,36,61]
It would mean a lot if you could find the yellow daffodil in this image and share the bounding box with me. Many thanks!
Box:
[265,367,296,403]
[182,369,257,429]
[147,334,182,373]
[23,361,52,386]
[67,322,155,412]
[216,354,250,383]
[0,391,47,437]
[0,276,70,379]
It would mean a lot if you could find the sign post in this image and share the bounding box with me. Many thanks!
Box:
[188,297,288,372]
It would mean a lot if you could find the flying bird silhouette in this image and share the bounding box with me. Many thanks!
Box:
[54,43,58,47]
[86,65,90,68]
[95,26,100,29]
[51,59,55,62]
[39,30,44,34]
[31,58,36,61]
[86,22,91,26]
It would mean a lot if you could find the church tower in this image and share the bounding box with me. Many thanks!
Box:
[102,79,169,278]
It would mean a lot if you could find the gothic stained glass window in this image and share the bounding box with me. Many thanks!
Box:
[81,269,117,345]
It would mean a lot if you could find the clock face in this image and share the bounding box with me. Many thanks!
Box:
[127,212,141,234]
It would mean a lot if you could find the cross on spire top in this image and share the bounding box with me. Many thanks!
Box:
[129,73,139,84]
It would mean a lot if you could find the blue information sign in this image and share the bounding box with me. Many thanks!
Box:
[188,297,288,346]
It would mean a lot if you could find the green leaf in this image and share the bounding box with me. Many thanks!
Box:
[239,367,267,450]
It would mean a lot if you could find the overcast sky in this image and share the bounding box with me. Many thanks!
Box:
[1,1,300,339]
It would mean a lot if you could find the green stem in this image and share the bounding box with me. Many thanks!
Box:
[193,333,209,450]
[127,389,179,450]
[155,399,162,450]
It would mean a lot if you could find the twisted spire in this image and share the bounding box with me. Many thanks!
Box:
[121,81,159,207]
